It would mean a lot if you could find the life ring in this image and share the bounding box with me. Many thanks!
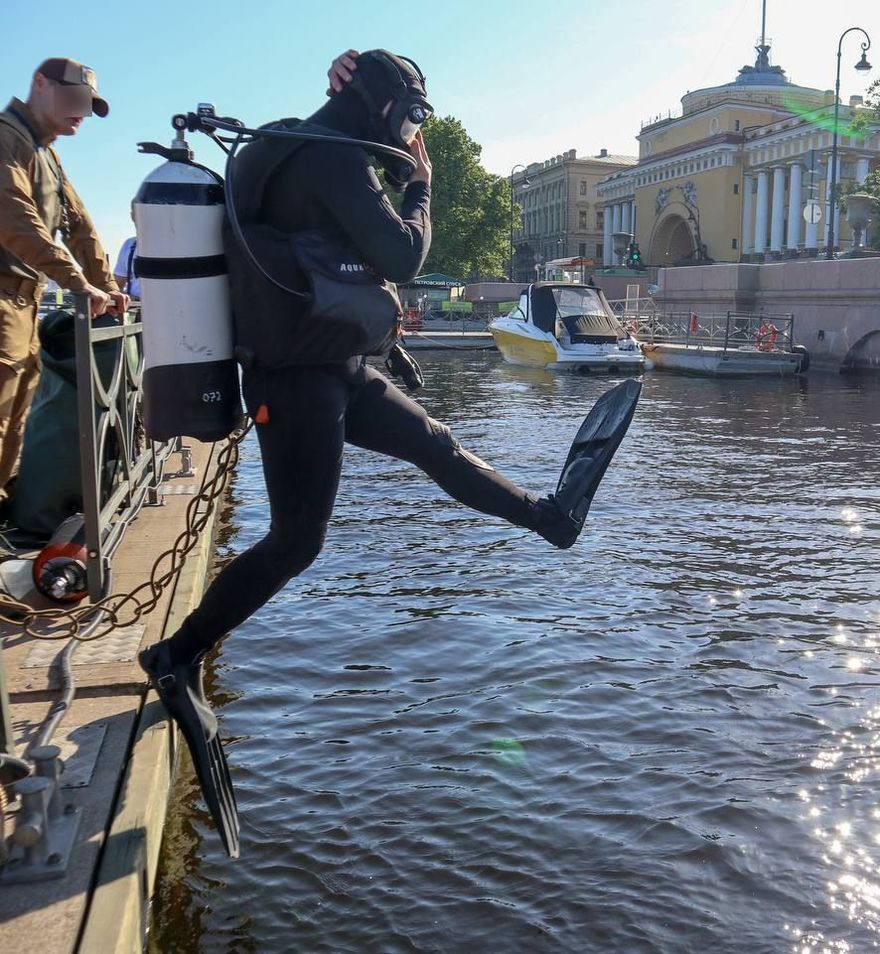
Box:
[756,322,779,352]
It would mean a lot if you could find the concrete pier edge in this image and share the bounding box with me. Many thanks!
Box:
[75,441,225,954]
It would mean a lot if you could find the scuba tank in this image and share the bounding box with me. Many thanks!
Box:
[32,514,88,603]
[133,106,420,398]
[133,119,243,442]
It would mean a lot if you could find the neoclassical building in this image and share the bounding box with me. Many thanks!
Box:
[596,40,880,266]
[510,149,636,282]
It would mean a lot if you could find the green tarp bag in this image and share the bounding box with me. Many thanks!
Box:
[11,309,135,539]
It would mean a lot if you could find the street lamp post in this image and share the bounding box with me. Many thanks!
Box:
[826,27,872,260]
[509,164,529,282]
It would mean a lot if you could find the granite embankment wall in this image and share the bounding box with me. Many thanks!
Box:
[654,258,880,371]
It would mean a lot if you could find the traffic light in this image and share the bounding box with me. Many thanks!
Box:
[627,242,643,269]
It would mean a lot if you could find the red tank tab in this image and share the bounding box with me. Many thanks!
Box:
[255,404,270,424]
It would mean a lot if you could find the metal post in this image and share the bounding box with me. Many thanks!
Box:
[73,292,104,601]
[826,28,872,260]
[509,164,528,283]
[509,171,514,281]
[0,641,13,756]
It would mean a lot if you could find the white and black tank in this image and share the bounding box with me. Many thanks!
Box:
[133,153,242,442]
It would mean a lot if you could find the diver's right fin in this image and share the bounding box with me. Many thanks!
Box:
[139,641,240,858]
[537,379,641,549]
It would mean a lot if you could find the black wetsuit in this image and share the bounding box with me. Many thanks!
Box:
[171,95,547,664]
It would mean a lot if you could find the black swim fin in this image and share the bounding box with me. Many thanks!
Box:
[139,641,240,858]
[537,378,642,549]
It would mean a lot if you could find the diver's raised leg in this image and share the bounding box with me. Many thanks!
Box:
[345,366,640,549]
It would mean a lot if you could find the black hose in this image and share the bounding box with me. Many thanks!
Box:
[216,116,416,303]
[201,115,417,170]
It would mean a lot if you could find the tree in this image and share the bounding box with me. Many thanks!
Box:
[842,81,880,247]
[838,169,880,248]
[418,116,512,280]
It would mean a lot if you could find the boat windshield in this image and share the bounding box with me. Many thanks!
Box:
[552,286,605,318]
[531,285,623,341]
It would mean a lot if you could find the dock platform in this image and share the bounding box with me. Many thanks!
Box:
[1,439,225,954]
[402,329,495,351]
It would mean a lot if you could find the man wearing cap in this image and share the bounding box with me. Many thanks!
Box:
[0,57,125,502]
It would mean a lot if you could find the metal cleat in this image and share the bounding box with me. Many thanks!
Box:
[1,747,81,882]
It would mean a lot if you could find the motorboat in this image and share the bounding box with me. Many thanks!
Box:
[488,283,645,373]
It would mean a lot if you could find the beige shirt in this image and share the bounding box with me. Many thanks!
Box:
[0,97,118,295]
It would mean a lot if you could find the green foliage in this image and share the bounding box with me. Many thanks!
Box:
[851,78,880,136]
[865,78,880,115]
[419,116,513,280]
[838,170,880,247]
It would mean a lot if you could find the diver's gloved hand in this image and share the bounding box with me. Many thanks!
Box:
[532,379,642,549]
[382,131,431,192]
[385,342,423,391]
[408,130,432,186]
[326,49,359,96]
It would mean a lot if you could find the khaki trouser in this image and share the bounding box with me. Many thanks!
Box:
[0,275,43,498]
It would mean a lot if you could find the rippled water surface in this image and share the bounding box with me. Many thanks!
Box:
[150,355,880,954]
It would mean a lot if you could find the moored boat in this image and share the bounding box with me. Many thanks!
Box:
[629,311,809,377]
[489,283,644,373]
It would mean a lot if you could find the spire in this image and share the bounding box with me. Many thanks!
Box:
[735,0,788,85]
[754,0,770,71]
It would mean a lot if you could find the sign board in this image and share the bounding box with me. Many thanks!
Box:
[803,201,822,225]
[441,300,473,312]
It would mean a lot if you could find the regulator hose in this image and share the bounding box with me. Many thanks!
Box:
[196,112,417,301]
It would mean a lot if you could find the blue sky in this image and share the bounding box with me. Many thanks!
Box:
[2,0,877,265]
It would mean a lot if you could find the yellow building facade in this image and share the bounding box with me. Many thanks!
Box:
[597,42,880,266]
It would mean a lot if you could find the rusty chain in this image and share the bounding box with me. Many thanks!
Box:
[0,423,252,641]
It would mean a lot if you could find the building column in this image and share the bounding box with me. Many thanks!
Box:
[741,174,755,254]
[856,156,872,184]
[603,204,613,266]
[769,166,786,253]
[621,201,632,236]
[823,154,840,248]
[786,161,803,252]
[630,200,637,238]
[754,170,770,254]
[611,204,622,263]
[611,203,622,235]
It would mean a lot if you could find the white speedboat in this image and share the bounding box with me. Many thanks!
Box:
[489,283,644,373]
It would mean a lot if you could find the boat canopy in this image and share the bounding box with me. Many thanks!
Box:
[530,284,622,343]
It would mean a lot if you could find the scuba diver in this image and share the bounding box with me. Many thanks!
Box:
[139,49,641,857]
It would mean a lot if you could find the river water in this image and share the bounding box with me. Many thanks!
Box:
[150,354,880,954]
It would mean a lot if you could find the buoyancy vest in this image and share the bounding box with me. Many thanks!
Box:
[225,120,400,370]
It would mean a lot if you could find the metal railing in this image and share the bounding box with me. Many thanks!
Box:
[72,292,178,601]
[607,296,657,321]
[606,300,796,354]
[0,297,186,765]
